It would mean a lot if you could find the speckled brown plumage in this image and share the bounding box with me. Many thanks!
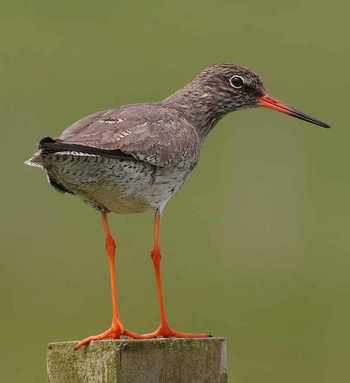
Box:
[26,63,329,215]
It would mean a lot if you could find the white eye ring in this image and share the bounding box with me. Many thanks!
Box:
[229,75,245,89]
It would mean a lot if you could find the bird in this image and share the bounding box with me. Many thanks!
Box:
[25,63,330,349]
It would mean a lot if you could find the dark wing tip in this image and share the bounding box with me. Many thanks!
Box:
[39,136,56,147]
[39,138,137,162]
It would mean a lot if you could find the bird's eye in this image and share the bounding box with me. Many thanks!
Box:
[229,75,245,89]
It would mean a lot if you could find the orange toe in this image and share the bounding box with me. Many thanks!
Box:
[75,321,124,349]
[75,328,121,349]
[124,324,209,340]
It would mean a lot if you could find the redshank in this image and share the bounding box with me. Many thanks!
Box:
[26,64,330,349]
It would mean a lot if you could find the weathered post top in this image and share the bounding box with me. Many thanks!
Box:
[47,338,228,383]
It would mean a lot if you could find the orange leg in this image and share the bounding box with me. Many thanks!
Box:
[126,211,209,339]
[75,212,127,349]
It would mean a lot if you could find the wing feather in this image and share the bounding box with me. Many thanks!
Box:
[56,103,200,168]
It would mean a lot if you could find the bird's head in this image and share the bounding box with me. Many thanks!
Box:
[195,63,330,128]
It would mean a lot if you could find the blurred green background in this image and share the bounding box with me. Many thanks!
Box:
[1,0,348,382]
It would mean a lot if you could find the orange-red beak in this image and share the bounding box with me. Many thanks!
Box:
[259,95,330,129]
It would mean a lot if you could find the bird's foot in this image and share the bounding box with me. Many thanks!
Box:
[124,324,209,339]
[75,320,125,349]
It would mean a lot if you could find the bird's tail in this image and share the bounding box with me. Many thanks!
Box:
[24,137,55,168]
[24,152,44,168]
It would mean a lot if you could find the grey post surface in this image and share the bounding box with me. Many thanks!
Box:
[47,338,228,383]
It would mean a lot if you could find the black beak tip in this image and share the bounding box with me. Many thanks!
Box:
[285,108,331,129]
[313,120,331,129]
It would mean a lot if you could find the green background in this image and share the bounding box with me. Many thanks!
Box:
[1,1,348,382]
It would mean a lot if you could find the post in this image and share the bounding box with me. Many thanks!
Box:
[47,338,228,383]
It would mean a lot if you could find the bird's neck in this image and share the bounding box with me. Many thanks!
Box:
[162,84,229,140]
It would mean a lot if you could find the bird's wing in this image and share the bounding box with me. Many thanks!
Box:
[45,104,200,168]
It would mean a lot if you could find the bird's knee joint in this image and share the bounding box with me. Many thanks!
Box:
[105,235,116,252]
[150,248,161,263]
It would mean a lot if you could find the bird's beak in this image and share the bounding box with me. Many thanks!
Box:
[258,94,330,129]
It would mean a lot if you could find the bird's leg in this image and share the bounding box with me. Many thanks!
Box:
[75,212,126,349]
[126,211,209,339]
